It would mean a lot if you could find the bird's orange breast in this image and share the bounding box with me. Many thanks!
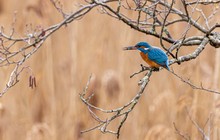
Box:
[140,52,160,68]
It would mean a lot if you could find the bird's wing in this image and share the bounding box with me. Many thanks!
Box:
[147,47,168,66]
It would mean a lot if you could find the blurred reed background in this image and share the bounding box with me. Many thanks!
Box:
[0,0,219,140]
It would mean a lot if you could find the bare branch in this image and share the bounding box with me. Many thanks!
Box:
[170,37,209,64]
[50,0,67,18]
[80,70,153,138]
[169,69,220,95]
[186,109,210,140]
[186,0,220,5]
[173,122,190,140]
[1,0,220,138]
[0,1,101,95]
[160,0,175,58]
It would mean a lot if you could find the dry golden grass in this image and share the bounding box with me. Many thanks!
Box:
[0,0,220,140]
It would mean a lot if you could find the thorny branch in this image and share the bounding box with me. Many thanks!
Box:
[1,0,220,138]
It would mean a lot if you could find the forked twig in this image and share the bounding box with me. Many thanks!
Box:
[80,70,152,138]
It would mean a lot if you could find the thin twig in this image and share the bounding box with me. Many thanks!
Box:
[80,71,153,138]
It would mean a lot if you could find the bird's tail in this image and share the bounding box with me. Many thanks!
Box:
[166,61,170,71]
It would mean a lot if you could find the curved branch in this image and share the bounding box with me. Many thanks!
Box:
[0,2,101,96]
[80,70,153,138]
[94,0,176,44]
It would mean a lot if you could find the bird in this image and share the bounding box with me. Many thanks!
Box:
[123,42,170,71]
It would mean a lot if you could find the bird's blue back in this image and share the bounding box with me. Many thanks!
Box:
[138,46,170,70]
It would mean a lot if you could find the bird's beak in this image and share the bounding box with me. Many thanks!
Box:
[123,46,137,50]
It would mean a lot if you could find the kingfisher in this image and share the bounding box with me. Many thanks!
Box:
[123,42,170,71]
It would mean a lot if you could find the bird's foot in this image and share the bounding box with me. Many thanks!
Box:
[140,64,151,71]
[130,64,150,78]
[152,67,160,72]
[140,64,160,72]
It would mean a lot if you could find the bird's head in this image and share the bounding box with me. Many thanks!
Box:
[123,42,152,53]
